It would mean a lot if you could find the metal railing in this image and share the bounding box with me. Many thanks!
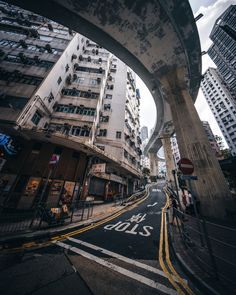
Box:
[171,207,236,291]
[0,200,94,234]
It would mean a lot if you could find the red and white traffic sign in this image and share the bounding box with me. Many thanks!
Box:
[49,154,60,166]
[178,158,194,175]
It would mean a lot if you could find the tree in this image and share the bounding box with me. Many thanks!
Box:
[221,148,232,159]
[214,135,225,150]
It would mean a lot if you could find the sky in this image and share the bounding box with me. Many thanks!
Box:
[138,0,235,147]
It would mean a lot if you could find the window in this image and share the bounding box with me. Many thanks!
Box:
[55,104,96,116]
[4,54,54,69]
[107,84,114,90]
[40,35,53,42]
[62,88,99,99]
[98,129,107,137]
[75,66,104,74]
[31,111,42,125]
[116,131,121,139]
[104,104,111,110]
[57,76,62,85]
[74,77,84,84]
[71,125,90,137]
[100,116,109,122]
[0,69,43,86]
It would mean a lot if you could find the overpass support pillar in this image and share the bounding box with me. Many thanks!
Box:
[148,153,159,181]
[161,69,234,219]
[161,137,175,188]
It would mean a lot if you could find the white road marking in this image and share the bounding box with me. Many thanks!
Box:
[147,202,158,207]
[55,240,177,295]
[66,237,182,283]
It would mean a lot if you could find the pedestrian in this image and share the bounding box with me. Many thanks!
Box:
[169,196,178,225]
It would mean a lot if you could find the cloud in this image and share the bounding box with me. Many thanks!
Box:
[195,0,235,52]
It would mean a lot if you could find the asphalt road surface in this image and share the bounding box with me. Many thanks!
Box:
[0,182,189,295]
[55,182,185,295]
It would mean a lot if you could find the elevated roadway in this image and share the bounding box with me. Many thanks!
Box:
[5,0,233,218]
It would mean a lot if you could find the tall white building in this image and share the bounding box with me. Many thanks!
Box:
[0,1,142,209]
[201,68,236,156]
[208,5,236,98]
[140,126,148,141]
[171,135,180,165]
[202,121,223,159]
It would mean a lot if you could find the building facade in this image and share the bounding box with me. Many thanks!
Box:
[0,2,141,210]
[202,121,223,159]
[170,135,180,165]
[201,68,236,156]
[208,5,236,99]
[140,126,148,141]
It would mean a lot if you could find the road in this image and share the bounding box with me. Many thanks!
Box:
[0,182,195,295]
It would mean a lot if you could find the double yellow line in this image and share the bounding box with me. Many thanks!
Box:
[159,192,195,295]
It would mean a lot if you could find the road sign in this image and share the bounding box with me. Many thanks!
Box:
[178,158,194,175]
[49,154,60,166]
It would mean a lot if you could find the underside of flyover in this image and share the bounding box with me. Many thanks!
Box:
[4,0,235,218]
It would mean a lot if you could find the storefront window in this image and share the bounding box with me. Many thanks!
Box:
[60,181,75,207]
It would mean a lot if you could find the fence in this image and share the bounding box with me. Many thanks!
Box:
[0,200,94,234]
[172,207,236,291]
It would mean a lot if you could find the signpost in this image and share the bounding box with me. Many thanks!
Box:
[30,154,60,227]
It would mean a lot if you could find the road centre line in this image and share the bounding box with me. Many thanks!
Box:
[55,240,177,295]
[159,200,185,295]
[67,237,181,282]
[160,189,194,295]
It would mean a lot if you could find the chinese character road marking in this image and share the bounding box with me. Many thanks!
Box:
[126,213,146,223]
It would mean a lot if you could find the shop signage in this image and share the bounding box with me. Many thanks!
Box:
[0,133,19,156]
[91,163,106,173]
[110,173,123,184]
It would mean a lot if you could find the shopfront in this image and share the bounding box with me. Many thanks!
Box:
[0,139,87,211]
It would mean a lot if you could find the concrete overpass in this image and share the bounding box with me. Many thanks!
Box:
[5,0,234,218]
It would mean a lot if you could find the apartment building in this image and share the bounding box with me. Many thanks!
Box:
[171,136,180,165]
[140,126,148,141]
[208,5,236,98]
[0,2,141,210]
[202,121,223,159]
[201,68,236,156]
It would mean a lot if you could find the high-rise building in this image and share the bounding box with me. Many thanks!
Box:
[0,1,141,209]
[171,135,180,165]
[201,68,236,156]
[140,126,148,141]
[202,121,223,159]
[208,5,236,98]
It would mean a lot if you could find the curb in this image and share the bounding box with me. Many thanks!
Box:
[0,193,147,249]
[169,232,221,295]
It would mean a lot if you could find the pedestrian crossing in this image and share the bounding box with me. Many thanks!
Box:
[54,238,178,295]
